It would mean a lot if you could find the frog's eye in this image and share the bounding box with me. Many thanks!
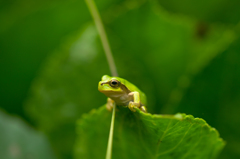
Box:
[110,80,120,87]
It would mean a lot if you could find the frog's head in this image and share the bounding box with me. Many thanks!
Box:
[98,75,124,96]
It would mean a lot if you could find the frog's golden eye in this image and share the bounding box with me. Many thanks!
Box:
[110,79,120,88]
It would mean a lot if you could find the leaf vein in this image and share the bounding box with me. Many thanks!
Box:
[154,119,173,159]
[157,123,194,157]
[180,125,204,159]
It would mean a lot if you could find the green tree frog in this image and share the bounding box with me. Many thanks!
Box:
[98,75,147,112]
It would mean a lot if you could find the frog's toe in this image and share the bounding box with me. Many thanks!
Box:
[128,102,137,112]
[140,106,147,113]
[106,104,113,111]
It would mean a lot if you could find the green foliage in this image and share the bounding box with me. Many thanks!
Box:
[177,36,240,159]
[75,105,224,159]
[25,24,107,158]
[0,110,55,159]
[23,1,239,158]
[24,2,235,157]
[1,0,240,159]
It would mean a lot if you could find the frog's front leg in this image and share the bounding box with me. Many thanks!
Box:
[106,98,115,111]
[128,92,141,112]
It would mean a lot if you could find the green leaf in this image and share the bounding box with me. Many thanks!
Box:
[75,106,224,159]
[176,35,240,159]
[0,110,55,159]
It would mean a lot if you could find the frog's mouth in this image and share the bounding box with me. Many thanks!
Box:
[100,81,109,86]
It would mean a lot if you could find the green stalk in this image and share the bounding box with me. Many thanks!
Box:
[106,104,116,159]
[85,0,118,77]
[85,0,117,159]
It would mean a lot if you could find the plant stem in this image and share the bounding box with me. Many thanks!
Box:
[85,1,117,158]
[106,103,116,159]
[85,0,118,77]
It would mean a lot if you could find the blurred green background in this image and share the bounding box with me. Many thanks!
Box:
[1,0,240,158]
